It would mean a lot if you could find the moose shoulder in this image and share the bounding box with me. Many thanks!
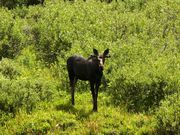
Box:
[67,48,110,112]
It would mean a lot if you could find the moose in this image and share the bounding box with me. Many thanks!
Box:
[67,48,110,112]
[67,49,110,112]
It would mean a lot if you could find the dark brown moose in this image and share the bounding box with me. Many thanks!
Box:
[67,48,110,112]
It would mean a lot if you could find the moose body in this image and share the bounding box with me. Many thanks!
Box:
[67,49,109,112]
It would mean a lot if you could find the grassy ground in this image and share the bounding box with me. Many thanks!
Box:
[1,91,156,135]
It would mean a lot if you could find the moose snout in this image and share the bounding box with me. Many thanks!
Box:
[99,65,104,71]
[98,58,104,71]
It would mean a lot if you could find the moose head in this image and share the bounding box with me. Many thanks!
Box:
[89,48,110,71]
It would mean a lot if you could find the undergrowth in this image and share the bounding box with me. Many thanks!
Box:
[0,0,179,134]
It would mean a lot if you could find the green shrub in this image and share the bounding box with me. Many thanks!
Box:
[155,93,180,134]
[0,58,21,79]
[123,0,148,11]
[0,0,44,9]
[0,0,179,134]
[0,8,27,59]
[0,76,55,115]
[0,0,18,9]
[0,59,56,114]
[107,44,179,112]
[0,110,78,135]
[21,4,72,65]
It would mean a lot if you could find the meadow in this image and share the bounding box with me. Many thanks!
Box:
[0,0,179,134]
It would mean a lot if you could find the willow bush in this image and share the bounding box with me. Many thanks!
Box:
[0,0,179,134]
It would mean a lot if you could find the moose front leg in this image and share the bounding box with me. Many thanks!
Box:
[90,82,98,112]
[95,81,101,98]
[70,78,77,105]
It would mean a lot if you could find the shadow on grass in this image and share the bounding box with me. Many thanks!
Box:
[55,101,93,119]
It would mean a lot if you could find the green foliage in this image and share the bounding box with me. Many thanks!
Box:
[0,58,56,118]
[0,8,27,59]
[0,93,156,135]
[0,58,21,79]
[108,44,179,111]
[155,93,180,134]
[29,6,72,64]
[0,0,44,9]
[0,0,179,134]
[0,0,19,9]
[0,77,55,115]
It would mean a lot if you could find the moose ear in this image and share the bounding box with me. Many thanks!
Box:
[103,48,109,57]
[93,48,99,56]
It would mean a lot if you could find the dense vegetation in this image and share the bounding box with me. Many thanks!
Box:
[0,0,179,134]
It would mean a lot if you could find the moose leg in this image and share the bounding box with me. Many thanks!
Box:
[95,81,101,98]
[90,82,97,112]
[94,81,101,111]
[70,77,77,105]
